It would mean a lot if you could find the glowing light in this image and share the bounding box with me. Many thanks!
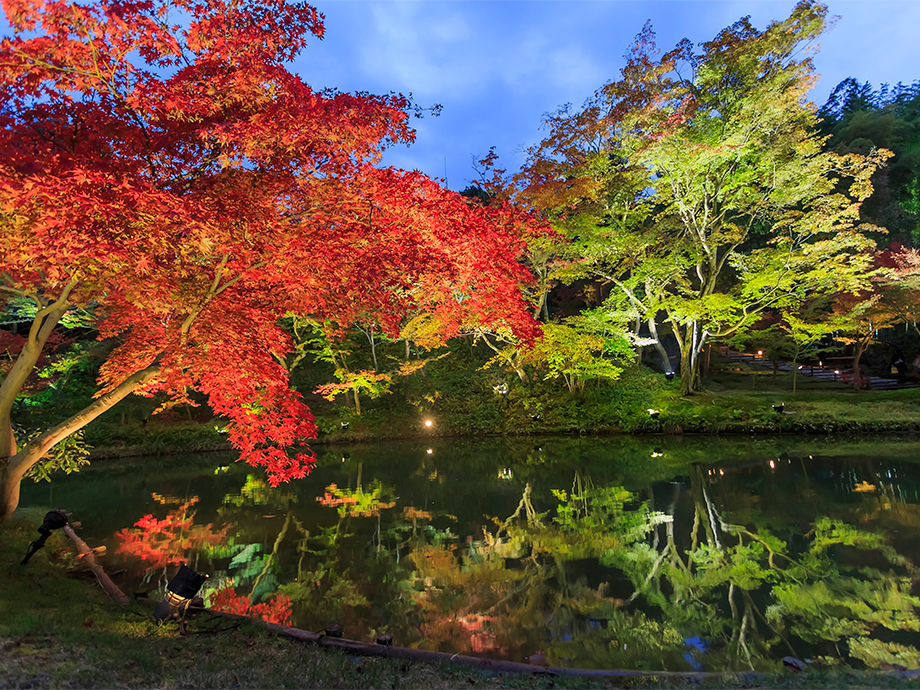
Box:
[769,460,776,469]
[424,419,433,428]
[719,469,724,476]
[426,448,433,455]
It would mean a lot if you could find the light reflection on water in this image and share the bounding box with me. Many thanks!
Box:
[20,435,920,672]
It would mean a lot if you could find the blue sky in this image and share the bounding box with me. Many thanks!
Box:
[292,1,920,191]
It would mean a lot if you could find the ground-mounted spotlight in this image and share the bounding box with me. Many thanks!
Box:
[493,382,509,396]
[665,372,675,382]
[340,421,349,430]
[772,403,784,413]
[154,564,208,621]
[376,632,394,646]
[341,452,350,463]
[426,448,433,455]
[324,623,344,638]
[530,414,541,421]
[424,419,433,428]
[651,449,664,458]
[647,408,660,419]
[21,510,69,565]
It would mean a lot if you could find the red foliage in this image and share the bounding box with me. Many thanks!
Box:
[115,494,229,568]
[210,587,292,626]
[0,0,543,486]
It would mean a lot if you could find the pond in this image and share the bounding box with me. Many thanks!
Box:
[18,433,920,673]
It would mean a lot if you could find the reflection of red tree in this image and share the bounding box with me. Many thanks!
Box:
[115,493,228,568]
[458,614,499,653]
[210,587,292,626]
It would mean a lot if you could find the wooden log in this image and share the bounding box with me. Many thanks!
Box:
[62,524,129,606]
[183,605,726,679]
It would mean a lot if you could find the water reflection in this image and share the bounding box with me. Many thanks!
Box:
[20,436,920,672]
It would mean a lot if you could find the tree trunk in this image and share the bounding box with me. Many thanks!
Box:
[0,365,159,523]
[674,320,705,396]
[0,296,75,462]
[648,318,671,374]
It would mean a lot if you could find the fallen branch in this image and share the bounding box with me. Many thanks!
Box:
[62,524,129,606]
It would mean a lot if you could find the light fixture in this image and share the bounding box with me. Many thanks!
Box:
[493,382,509,396]
[424,419,433,428]
[772,403,784,413]
[530,414,541,421]
[340,421,349,430]
[21,510,69,565]
[426,448,433,455]
[647,408,660,419]
[665,372,675,381]
[769,460,776,469]
[154,564,208,621]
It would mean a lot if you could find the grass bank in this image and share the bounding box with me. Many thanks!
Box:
[2,507,919,690]
[72,365,920,458]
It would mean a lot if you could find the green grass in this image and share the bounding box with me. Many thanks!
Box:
[4,508,920,689]
[67,367,920,459]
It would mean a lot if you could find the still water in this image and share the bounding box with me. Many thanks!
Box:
[19,434,920,672]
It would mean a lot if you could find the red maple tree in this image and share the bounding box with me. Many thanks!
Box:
[0,0,542,521]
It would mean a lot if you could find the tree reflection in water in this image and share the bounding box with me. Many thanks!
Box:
[109,451,920,672]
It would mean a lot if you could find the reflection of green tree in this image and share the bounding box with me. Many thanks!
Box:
[276,471,449,643]
[427,477,686,668]
[111,450,920,672]
[603,465,920,671]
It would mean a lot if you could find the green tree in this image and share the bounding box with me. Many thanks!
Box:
[819,79,920,245]
[517,1,889,395]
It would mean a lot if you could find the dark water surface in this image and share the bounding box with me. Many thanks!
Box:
[19,434,920,672]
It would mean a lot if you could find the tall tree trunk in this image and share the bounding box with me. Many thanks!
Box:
[0,365,159,523]
[673,319,705,396]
